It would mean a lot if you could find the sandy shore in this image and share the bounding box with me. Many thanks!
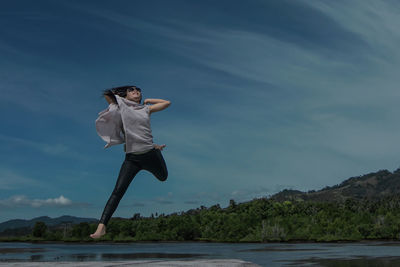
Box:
[0,259,261,266]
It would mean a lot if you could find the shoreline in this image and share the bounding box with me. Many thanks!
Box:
[1,239,400,244]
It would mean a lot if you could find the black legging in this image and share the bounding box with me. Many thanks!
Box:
[99,148,168,225]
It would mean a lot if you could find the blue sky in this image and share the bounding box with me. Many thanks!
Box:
[1,0,400,223]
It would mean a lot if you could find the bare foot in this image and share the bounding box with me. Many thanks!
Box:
[90,223,106,239]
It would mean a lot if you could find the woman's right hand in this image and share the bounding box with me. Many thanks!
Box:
[154,144,166,151]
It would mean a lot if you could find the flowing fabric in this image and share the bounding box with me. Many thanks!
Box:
[95,103,125,148]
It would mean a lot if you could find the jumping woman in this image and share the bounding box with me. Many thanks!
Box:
[90,85,170,239]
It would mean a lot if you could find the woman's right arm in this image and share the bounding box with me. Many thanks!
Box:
[103,90,117,104]
[104,95,115,104]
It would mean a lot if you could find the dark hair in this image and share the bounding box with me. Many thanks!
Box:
[103,85,142,104]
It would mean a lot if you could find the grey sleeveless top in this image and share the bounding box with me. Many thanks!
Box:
[95,95,154,154]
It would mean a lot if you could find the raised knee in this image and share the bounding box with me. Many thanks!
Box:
[159,172,168,182]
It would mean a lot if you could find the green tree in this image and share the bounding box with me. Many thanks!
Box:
[71,222,91,239]
[32,221,47,238]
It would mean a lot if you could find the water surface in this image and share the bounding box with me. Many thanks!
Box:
[1,241,400,266]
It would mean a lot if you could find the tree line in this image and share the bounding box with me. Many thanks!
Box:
[2,196,400,242]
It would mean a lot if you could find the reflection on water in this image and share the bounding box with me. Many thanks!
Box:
[366,242,400,247]
[0,248,46,254]
[292,256,400,267]
[240,245,327,252]
[1,241,400,266]
[0,244,210,263]
[101,252,206,259]
[69,253,97,261]
[30,254,44,261]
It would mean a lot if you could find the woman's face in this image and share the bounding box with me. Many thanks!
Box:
[126,88,141,103]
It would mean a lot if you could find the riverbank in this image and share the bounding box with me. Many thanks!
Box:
[1,238,399,243]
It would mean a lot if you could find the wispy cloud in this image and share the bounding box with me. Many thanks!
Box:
[120,202,146,208]
[0,169,45,190]
[153,197,174,205]
[0,40,24,55]
[0,134,90,161]
[180,187,273,206]
[183,200,199,205]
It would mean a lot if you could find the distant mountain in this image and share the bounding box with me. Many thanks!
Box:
[0,215,97,232]
[272,169,400,202]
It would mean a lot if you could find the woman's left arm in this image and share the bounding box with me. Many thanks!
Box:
[144,98,171,114]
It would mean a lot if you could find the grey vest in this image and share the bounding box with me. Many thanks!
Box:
[115,95,154,153]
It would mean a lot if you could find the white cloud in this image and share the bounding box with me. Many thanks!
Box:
[0,195,74,208]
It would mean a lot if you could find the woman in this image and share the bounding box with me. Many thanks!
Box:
[90,85,170,239]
